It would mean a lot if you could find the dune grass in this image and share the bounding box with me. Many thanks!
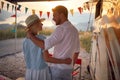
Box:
[79,31,92,53]
[0,28,15,40]
[0,27,92,53]
[0,27,54,41]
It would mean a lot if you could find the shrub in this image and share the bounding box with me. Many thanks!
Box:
[0,27,54,41]
[0,27,92,53]
[79,31,92,53]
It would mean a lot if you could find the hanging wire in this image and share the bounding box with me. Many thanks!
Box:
[86,1,94,32]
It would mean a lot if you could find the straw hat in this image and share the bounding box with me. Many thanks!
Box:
[25,14,45,27]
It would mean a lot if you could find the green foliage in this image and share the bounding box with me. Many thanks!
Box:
[79,31,92,53]
[39,28,54,36]
[0,29,15,40]
[0,27,54,41]
[16,28,26,38]
[0,28,26,41]
[0,27,92,53]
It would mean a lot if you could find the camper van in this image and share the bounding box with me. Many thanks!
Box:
[89,0,120,80]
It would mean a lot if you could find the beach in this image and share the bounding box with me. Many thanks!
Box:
[0,48,92,80]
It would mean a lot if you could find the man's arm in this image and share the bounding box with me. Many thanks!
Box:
[27,31,45,49]
[73,52,79,66]
[43,50,72,64]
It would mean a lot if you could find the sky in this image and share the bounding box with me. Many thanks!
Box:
[0,0,95,29]
[18,0,89,12]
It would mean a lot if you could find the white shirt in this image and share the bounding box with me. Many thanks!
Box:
[45,21,80,69]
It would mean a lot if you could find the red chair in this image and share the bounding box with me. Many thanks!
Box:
[49,54,53,57]
[72,58,82,80]
[0,76,5,80]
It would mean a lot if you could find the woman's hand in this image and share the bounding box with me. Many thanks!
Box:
[26,30,34,39]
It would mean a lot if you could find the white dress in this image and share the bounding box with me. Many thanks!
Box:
[25,67,51,80]
[23,35,52,80]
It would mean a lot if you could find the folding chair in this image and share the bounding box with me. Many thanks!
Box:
[72,58,82,80]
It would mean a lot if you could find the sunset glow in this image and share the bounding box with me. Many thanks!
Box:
[0,0,92,28]
[19,0,89,12]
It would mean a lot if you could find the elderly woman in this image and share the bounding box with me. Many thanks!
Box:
[23,14,71,80]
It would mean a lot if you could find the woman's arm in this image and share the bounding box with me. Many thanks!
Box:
[27,30,45,49]
[43,50,72,64]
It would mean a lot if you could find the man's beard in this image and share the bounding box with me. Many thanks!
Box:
[56,19,61,25]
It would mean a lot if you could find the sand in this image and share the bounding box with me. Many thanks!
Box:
[0,48,92,80]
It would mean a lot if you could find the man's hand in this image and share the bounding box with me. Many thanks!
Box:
[64,58,72,64]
